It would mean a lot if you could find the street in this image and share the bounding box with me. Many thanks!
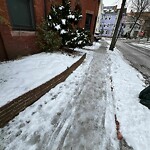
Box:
[116,40,150,85]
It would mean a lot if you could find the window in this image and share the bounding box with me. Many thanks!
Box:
[85,13,92,31]
[7,0,35,30]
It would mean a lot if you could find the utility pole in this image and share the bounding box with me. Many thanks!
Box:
[109,0,126,50]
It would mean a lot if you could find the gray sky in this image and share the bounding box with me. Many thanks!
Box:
[103,0,132,11]
[103,0,121,7]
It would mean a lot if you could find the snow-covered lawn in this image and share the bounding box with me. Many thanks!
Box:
[1,41,150,150]
[0,52,81,107]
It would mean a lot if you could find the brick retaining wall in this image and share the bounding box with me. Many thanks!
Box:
[0,54,86,128]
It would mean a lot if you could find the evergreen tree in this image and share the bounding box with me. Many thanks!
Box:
[47,0,91,49]
[36,20,62,52]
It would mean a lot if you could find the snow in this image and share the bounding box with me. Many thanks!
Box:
[79,15,82,18]
[131,42,150,50]
[61,19,66,25]
[60,29,67,34]
[0,52,81,107]
[72,37,77,41]
[84,42,101,50]
[67,14,75,19]
[0,48,94,150]
[54,24,61,30]
[1,41,150,150]
[59,6,64,10]
[48,15,52,20]
[108,47,150,150]
[78,41,82,44]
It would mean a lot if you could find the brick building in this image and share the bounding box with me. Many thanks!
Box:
[0,0,100,61]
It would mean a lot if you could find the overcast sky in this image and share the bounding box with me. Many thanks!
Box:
[103,0,121,7]
[103,0,132,11]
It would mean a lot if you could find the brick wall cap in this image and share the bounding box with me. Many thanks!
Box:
[11,31,36,37]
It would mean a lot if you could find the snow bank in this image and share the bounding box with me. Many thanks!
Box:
[108,48,150,150]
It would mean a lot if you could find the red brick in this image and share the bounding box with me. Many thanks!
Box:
[0,0,100,60]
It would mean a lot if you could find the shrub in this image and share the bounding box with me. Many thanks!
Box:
[47,0,91,49]
[36,20,62,52]
[66,28,92,48]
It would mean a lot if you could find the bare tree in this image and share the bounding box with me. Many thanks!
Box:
[128,0,150,36]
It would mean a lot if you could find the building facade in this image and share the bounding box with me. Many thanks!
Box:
[78,0,100,34]
[0,0,100,61]
[99,6,118,37]
[99,5,126,38]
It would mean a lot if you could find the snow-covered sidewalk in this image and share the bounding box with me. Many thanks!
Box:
[1,40,150,150]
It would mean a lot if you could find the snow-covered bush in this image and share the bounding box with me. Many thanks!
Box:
[36,20,62,52]
[47,0,91,49]
[66,28,91,48]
